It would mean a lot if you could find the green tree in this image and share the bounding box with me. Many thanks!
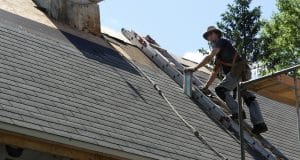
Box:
[217,0,263,62]
[260,0,300,73]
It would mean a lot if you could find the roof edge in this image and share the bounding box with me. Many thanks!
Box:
[0,121,155,160]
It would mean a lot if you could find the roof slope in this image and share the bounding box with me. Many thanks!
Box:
[0,9,245,160]
[0,7,299,160]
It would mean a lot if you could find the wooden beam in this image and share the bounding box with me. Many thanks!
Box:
[0,130,124,160]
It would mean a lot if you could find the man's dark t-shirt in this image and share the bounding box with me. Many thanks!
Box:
[212,38,238,74]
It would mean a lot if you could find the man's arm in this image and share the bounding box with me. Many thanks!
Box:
[203,64,220,89]
[186,48,220,71]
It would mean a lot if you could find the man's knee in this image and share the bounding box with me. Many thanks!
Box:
[244,96,256,106]
[215,86,228,101]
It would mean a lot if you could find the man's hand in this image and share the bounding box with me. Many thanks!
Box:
[184,66,196,72]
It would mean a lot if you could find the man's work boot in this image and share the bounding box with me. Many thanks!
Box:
[252,123,268,135]
[230,111,246,120]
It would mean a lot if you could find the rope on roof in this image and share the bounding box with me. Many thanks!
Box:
[129,61,228,160]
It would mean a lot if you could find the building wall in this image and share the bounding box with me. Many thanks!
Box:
[0,131,125,160]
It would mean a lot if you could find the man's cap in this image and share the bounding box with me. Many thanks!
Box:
[203,26,222,40]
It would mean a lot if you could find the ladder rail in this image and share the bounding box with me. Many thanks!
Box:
[122,29,278,160]
[150,43,212,89]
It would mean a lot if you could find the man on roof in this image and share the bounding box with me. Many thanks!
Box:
[186,26,268,135]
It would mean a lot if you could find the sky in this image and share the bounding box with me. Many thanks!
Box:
[100,0,278,60]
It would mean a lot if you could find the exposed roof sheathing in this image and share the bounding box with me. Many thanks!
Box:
[246,74,300,106]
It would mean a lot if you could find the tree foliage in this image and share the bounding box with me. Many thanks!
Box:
[260,0,300,73]
[217,0,263,61]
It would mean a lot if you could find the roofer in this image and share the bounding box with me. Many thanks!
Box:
[185,26,268,135]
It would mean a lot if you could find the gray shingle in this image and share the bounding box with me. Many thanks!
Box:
[0,99,11,106]
[52,101,79,114]
[9,101,40,113]
[12,119,43,131]
[27,95,56,107]
[38,108,66,120]
[0,114,13,124]
[22,115,50,127]
[0,107,22,120]
[2,104,31,116]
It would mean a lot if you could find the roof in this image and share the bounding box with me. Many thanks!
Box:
[0,2,299,160]
[0,8,244,160]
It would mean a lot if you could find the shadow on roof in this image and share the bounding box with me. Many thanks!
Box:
[60,31,141,76]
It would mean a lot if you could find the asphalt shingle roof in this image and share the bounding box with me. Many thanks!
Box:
[0,9,235,160]
[0,8,299,160]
